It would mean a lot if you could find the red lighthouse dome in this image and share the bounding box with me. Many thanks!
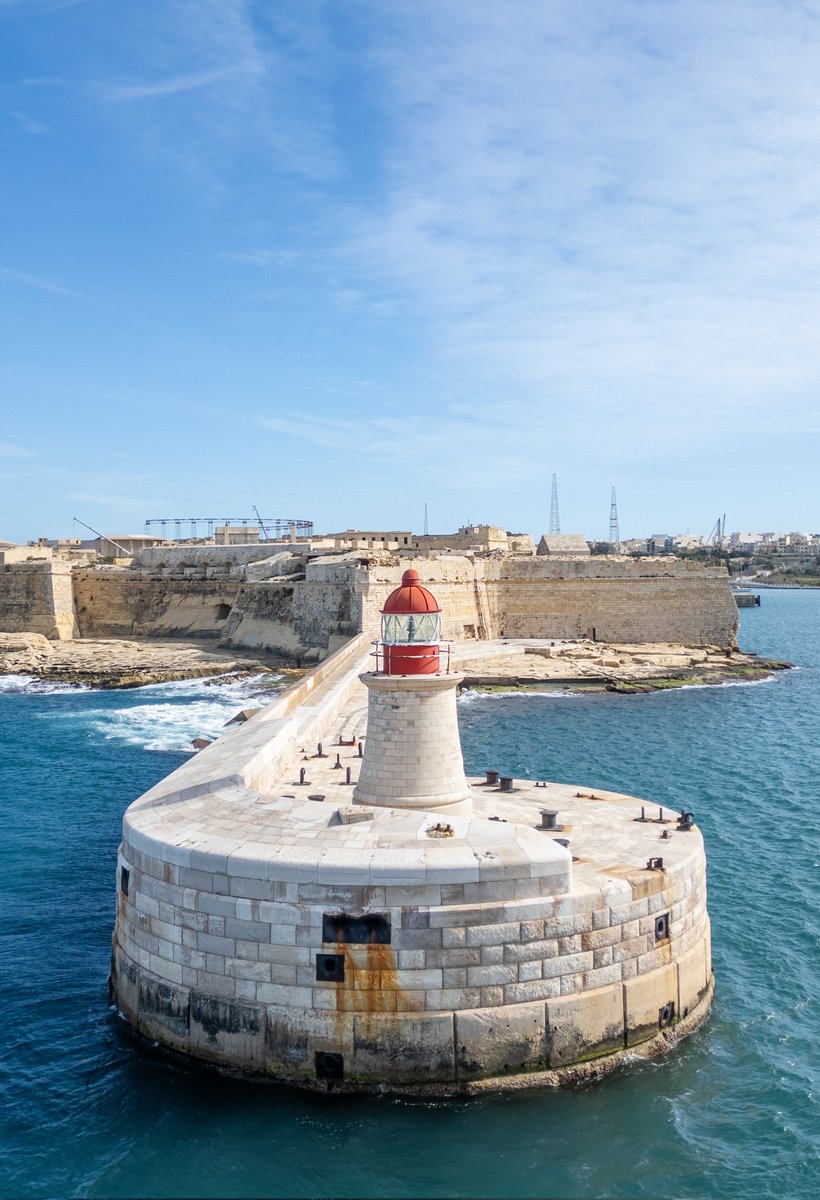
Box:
[380,569,442,674]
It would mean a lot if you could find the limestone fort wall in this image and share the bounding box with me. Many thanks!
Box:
[350,555,738,649]
[0,552,738,652]
[0,560,78,640]
[72,568,242,639]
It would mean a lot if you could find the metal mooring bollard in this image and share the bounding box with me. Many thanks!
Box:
[345,766,352,785]
[299,767,307,785]
[499,776,513,793]
[333,754,342,769]
[538,809,559,830]
[358,740,364,758]
[485,769,499,786]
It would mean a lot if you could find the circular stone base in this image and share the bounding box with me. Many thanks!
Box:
[112,971,714,1097]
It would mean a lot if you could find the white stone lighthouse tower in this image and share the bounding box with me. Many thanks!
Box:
[352,568,473,815]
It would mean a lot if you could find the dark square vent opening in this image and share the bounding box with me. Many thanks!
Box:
[658,1001,675,1029]
[316,953,345,983]
[315,1052,344,1081]
[322,913,391,945]
[120,867,130,896]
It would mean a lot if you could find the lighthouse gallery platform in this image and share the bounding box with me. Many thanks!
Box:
[110,572,713,1093]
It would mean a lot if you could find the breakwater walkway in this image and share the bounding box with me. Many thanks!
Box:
[111,632,713,1092]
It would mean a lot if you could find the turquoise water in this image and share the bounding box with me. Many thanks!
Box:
[1,594,818,1198]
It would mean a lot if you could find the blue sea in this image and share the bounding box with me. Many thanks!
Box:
[1,593,818,1199]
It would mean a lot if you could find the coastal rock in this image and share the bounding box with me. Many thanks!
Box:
[0,632,54,672]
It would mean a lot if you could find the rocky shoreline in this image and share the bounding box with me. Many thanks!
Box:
[453,638,791,694]
[0,632,791,693]
[0,633,301,690]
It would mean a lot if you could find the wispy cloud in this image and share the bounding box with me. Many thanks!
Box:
[0,1,87,11]
[91,0,338,183]
[222,248,302,267]
[10,110,46,133]
[101,66,246,101]
[0,440,30,458]
[335,0,820,459]
[0,267,79,297]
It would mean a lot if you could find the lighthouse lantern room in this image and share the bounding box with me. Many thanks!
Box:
[379,568,443,675]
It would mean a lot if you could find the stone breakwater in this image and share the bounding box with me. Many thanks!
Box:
[110,635,713,1093]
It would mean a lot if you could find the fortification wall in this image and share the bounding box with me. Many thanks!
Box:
[483,557,737,645]
[353,555,738,648]
[0,560,78,640]
[73,569,241,639]
[0,551,738,653]
[135,544,309,572]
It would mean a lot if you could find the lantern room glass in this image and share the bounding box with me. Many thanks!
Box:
[381,612,441,644]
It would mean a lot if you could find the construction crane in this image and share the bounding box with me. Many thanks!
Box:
[253,506,271,541]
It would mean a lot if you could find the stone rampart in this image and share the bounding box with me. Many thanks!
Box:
[353,555,738,649]
[0,551,738,652]
[73,568,241,639]
[0,560,78,640]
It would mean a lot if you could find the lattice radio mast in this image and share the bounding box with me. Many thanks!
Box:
[608,487,620,548]
[549,474,561,535]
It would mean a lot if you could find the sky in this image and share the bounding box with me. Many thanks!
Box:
[2,0,820,544]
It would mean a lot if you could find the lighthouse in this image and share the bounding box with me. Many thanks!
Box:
[352,569,473,814]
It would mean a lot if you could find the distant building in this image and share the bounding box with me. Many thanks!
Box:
[308,526,536,556]
[311,530,413,551]
[415,525,534,555]
[672,535,704,551]
[214,525,260,546]
[85,534,165,557]
[536,534,590,556]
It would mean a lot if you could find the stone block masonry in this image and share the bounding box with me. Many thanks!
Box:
[0,551,737,654]
[110,636,714,1094]
[0,560,78,639]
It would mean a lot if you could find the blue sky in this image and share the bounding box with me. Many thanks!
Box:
[2,0,819,544]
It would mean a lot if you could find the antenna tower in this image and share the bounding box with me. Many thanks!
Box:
[423,502,429,536]
[608,487,620,547]
[549,474,561,535]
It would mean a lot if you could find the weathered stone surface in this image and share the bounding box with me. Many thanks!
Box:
[676,937,709,1018]
[623,963,679,1047]
[546,983,624,1066]
[137,974,190,1050]
[353,1011,455,1083]
[455,1002,546,1078]
[189,992,266,1069]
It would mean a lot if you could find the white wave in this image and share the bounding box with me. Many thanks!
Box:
[132,672,279,700]
[88,698,253,752]
[0,674,36,692]
[0,673,90,695]
[666,674,777,693]
[40,672,286,752]
[459,686,578,703]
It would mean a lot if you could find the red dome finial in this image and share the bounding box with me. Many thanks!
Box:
[382,571,441,615]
